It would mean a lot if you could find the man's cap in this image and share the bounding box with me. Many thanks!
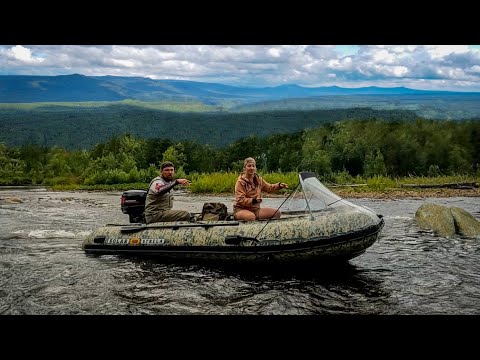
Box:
[161,161,174,170]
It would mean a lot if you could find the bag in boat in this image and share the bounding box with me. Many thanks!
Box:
[201,202,228,221]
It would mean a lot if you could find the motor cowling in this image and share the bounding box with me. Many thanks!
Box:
[121,190,147,223]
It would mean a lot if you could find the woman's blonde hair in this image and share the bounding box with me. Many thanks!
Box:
[243,157,256,168]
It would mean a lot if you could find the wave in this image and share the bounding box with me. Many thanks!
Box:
[10,229,93,239]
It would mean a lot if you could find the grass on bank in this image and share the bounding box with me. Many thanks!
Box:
[49,172,480,194]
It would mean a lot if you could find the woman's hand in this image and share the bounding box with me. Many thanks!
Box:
[278,182,288,189]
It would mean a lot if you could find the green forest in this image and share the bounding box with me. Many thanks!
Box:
[0,105,420,149]
[231,94,480,120]
[1,118,479,192]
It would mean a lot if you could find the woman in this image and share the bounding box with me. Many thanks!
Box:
[233,157,288,221]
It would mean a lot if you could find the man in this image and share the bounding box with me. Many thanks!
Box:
[144,161,191,223]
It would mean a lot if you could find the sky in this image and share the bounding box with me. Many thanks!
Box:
[1,45,480,92]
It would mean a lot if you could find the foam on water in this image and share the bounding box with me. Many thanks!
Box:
[16,229,91,239]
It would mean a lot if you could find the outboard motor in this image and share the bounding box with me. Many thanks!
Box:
[121,190,147,223]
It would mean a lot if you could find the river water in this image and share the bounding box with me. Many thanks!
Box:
[0,188,479,315]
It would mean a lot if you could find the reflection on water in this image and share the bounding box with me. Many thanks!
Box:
[0,189,479,314]
[100,259,391,315]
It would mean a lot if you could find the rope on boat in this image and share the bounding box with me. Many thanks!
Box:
[326,198,343,207]
[254,182,300,240]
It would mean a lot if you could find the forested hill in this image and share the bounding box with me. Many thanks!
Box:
[3,74,480,119]
[0,106,418,150]
[0,74,462,104]
[231,93,480,120]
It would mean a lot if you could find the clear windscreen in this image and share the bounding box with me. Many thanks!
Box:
[280,172,381,223]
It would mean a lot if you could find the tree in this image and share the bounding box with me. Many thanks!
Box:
[363,150,387,177]
[162,143,187,169]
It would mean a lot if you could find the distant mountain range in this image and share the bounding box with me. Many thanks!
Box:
[0,73,475,105]
[1,74,480,150]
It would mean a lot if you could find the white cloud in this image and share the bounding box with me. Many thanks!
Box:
[425,45,470,59]
[372,49,396,64]
[108,59,136,68]
[0,45,479,91]
[267,48,281,58]
[6,45,44,64]
[470,65,480,73]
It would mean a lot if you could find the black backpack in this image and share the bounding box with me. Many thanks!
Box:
[201,202,228,221]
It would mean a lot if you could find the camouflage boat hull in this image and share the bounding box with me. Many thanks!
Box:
[82,208,384,264]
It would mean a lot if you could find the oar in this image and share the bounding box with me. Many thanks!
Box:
[120,221,240,233]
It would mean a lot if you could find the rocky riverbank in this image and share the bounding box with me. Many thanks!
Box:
[3,186,479,205]
[181,187,480,201]
[333,187,480,199]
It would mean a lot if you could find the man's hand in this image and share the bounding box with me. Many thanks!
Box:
[176,179,191,186]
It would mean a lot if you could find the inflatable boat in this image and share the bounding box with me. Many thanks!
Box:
[82,172,384,264]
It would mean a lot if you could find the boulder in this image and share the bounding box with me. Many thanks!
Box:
[415,203,456,237]
[450,207,480,238]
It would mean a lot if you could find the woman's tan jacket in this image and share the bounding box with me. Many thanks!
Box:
[233,173,281,212]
